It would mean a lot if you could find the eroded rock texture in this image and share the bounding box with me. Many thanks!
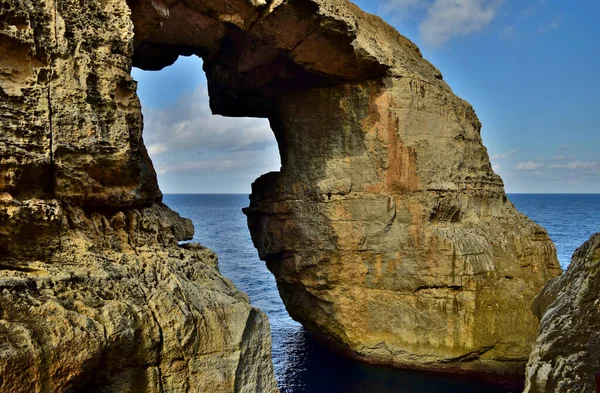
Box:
[0,205,276,393]
[132,0,562,376]
[524,234,600,392]
[0,0,277,392]
[246,81,561,376]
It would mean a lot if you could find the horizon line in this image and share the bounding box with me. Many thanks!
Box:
[161,192,600,195]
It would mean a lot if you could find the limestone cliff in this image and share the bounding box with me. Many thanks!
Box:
[0,205,277,393]
[0,0,277,392]
[245,80,561,375]
[524,233,600,392]
[1,0,562,388]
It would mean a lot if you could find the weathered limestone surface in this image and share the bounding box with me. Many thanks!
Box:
[1,0,563,388]
[0,204,277,393]
[524,233,600,393]
[133,0,562,375]
[245,81,561,375]
[0,0,277,392]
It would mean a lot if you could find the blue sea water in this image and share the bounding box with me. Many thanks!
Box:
[163,193,600,393]
[508,194,600,269]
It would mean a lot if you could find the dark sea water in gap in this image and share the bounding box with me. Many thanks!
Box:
[163,193,600,393]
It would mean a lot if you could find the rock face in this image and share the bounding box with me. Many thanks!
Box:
[245,79,561,375]
[525,233,600,392]
[1,0,562,389]
[0,0,277,392]
[0,205,277,393]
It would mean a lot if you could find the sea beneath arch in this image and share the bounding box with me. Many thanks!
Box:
[164,193,600,393]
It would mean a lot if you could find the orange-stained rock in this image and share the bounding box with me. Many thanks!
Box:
[244,78,561,375]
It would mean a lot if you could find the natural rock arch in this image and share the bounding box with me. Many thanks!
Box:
[0,0,561,391]
[129,0,562,375]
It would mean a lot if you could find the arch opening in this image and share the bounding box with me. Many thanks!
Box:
[132,53,302,382]
[133,55,281,194]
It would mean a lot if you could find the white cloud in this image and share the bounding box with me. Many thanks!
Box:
[383,0,502,46]
[552,155,574,161]
[559,144,572,150]
[503,150,599,193]
[419,0,501,46]
[157,160,241,175]
[491,149,518,160]
[143,87,276,155]
[517,4,537,20]
[549,161,600,171]
[509,159,599,193]
[500,25,515,40]
[516,161,544,170]
[538,18,560,33]
[140,86,281,186]
[147,143,169,156]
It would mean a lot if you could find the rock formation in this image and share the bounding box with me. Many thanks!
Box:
[0,0,277,391]
[0,205,277,393]
[524,233,600,392]
[130,0,561,374]
[0,0,562,389]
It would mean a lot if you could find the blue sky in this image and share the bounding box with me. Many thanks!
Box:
[133,0,600,194]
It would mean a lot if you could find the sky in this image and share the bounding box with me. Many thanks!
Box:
[132,0,600,194]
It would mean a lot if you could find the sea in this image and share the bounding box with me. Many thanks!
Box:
[163,193,600,393]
